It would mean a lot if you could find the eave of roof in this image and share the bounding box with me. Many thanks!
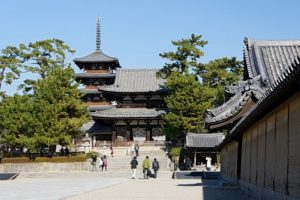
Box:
[80,88,99,94]
[220,57,300,148]
[73,50,119,63]
[88,105,114,112]
[90,108,167,119]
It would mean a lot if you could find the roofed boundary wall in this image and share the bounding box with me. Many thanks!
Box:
[220,91,300,200]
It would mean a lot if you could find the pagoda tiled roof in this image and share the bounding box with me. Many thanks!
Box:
[186,133,225,148]
[98,69,166,93]
[74,50,119,63]
[90,108,166,119]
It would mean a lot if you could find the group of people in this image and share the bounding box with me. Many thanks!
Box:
[130,156,160,179]
[128,143,139,157]
[59,147,69,157]
[90,154,108,172]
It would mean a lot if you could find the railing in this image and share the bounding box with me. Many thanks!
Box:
[93,140,167,147]
[112,141,134,147]
[95,140,112,147]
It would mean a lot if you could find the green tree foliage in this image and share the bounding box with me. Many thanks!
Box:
[201,57,243,106]
[32,66,89,149]
[19,38,75,92]
[21,39,75,78]
[157,34,207,77]
[0,46,24,97]
[0,67,89,153]
[163,72,214,138]
[0,39,75,96]
[158,34,243,138]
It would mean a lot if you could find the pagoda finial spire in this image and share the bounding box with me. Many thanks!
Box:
[96,17,101,51]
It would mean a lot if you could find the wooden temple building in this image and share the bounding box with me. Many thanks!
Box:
[74,19,167,147]
[206,38,300,199]
[186,133,224,167]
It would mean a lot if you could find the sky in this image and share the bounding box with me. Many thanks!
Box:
[1,0,300,94]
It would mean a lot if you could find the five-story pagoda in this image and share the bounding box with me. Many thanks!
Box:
[74,18,120,112]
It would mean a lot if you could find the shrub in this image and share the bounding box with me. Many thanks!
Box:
[85,151,98,159]
[169,147,181,161]
[1,155,86,163]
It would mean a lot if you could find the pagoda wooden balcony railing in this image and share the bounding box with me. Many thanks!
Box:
[85,101,111,106]
[85,85,98,89]
[86,69,112,74]
[117,103,166,108]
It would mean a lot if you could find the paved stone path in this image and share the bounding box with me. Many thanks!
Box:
[0,171,254,200]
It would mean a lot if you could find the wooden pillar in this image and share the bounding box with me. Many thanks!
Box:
[112,123,116,142]
[146,126,151,141]
[125,120,131,141]
[93,135,96,148]
[126,127,131,141]
[145,119,152,141]
[194,150,197,166]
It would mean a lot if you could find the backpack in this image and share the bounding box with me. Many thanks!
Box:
[153,161,159,169]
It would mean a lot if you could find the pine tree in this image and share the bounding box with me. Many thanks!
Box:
[158,34,243,138]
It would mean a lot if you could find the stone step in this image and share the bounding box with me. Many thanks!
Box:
[95,156,171,171]
[90,146,170,171]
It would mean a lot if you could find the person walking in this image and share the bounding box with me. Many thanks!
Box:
[64,147,70,157]
[130,143,135,156]
[142,156,150,179]
[130,156,138,179]
[110,144,114,157]
[185,156,192,170]
[99,156,103,170]
[103,155,108,171]
[134,143,139,157]
[152,158,160,178]
[90,154,97,172]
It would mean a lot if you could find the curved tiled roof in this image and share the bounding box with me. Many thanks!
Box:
[243,38,300,86]
[186,133,225,148]
[219,57,300,148]
[90,108,166,119]
[230,57,300,135]
[74,50,118,63]
[206,91,251,123]
[206,39,300,131]
[99,69,166,93]
[207,92,244,118]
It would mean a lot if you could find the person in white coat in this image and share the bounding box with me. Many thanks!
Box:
[99,156,103,170]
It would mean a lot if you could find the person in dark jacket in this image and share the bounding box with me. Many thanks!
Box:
[130,156,138,179]
[152,158,160,178]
